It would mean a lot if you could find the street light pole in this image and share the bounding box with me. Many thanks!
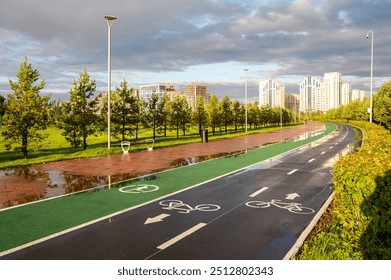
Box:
[105,15,116,149]
[367,30,374,123]
[244,69,249,133]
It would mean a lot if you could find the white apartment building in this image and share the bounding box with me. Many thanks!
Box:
[259,79,285,108]
[341,82,352,105]
[299,76,326,113]
[324,72,342,109]
[352,89,368,101]
[139,84,180,101]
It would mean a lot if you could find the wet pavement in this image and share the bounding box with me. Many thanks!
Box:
[0,122,324,209]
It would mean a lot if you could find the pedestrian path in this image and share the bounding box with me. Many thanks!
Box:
[0,122,335,256]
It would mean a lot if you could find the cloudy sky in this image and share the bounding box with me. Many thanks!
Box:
[0,0,389,102]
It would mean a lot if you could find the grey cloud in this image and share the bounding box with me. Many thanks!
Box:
[0,0,390,99]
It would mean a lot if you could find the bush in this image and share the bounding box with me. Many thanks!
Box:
[296,121,391,259]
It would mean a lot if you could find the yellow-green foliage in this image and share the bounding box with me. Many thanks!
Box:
[297,121,391,259]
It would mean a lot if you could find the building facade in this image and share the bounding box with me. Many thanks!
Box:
[259,79,285,108]
[341,82,352,105]
[323,72,342,109]
[184,84,209,111]
[139,84,180,101]
[299,76,325,113]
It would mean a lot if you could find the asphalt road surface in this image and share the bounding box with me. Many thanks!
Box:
[2,124,358,260]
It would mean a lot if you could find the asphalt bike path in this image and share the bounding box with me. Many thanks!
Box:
[0,123,359,259]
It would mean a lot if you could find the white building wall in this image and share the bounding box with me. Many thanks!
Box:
[324,72,342,109]
[341,82,352,105]
[259,79,285,108]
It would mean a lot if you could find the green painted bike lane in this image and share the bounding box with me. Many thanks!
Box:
[0,123,336,254]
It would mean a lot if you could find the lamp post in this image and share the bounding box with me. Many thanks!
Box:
[366,30,374,123]
[105,15,116,149]
[244,69,249,133]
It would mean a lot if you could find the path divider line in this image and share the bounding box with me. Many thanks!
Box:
[249,187,269,198]
[157,223,207,250]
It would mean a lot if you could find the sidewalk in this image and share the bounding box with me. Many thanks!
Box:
[0,122,324,208]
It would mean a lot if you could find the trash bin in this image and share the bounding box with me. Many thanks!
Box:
[200,129,208,142]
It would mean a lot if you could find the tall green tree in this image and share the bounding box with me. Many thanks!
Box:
[219,96,233,134]
[61,69,99,149]
[111,80,138,141]
[231,100,242,132]
[2,58,51,158]
[0,95,6,124]
[143,92,160,140]
[206,94,220,135]
[157,94,171,137]
[169,95,191,138]
[193,96,208,132]
[374,81,391,130]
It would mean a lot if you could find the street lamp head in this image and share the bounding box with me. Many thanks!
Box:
[105,15,117,21]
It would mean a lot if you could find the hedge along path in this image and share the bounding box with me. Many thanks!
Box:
[0,123,336,255]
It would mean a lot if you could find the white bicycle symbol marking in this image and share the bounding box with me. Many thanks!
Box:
[246,199,315,214]
[119,184,159,194]
[159,199,220,214]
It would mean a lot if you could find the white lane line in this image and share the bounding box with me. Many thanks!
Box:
[287,169,298,175]
[329,146,334,149]
[321,151,326,155]
[308,158,315,163]
[250,187,269,198]
[157,223,207,250]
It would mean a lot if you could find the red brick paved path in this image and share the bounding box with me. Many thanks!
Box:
[0,122,324,208]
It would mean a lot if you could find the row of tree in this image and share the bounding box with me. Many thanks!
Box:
[0,58,296,158]
[314,81,391,130]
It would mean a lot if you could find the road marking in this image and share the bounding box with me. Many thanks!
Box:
[329,146,333,149]
[321,151,326,155]
[308,158,315,162]
[250,187,269,198]
[286,193,300,200]
[287,169,298,175]
[157,223,207,250]
[144,213,170,225]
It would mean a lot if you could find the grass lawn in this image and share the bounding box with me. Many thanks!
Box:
[0,124,299,170]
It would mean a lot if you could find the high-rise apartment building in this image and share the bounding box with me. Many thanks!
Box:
[352,89,368,101]
[259,79,285,108]
[184,84,209,111]
[324,72,342,109]
[285,93,300,114]
[341,82,352,105]
[299,76,325,113]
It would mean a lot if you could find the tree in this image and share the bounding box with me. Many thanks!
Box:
[61,69,99,149]
[219,96,233,133]
[169,95,191,138]
[0,95,6,124]
[206,94,220,135]
[143,92,160,140]
[1,58,51,158]
[193,96,208,133]
[157,94,171,137]
[374,81,391,130]
[231,100,242,132]
[111,80,138,141]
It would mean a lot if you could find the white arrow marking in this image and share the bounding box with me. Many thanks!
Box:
[144,213,170,225]
[286,193,300,200]
[250,187,269,198]
[157,223,207,250]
